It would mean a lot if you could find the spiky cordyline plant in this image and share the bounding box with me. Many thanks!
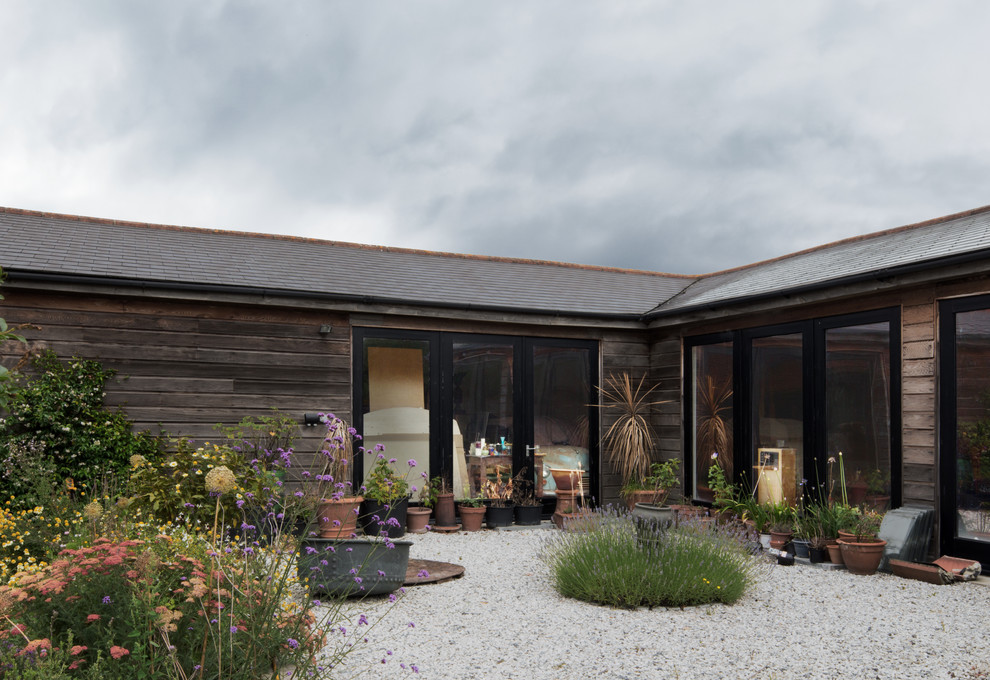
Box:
[697,375,732,459]
[598,372,668,486]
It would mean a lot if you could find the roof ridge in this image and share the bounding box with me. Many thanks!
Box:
[695,203,990,280]
[0,205,693,280]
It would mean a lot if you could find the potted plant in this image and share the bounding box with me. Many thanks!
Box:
[598,372,666,510]
[706,452,739,518]
[767,502,796,551]
[630,458,680,527]
[838,509,887,575]
[457,496,486,531]
[791,510,812,559]
[311,414,363,539]
[511,469,542,526]
[359,445,411,539]
[484,468,514,528]
[864,468,891,512]
[406,479,433,534]
[423,475,457,528]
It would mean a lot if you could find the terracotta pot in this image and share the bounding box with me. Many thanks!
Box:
[550,468,583,492]
[406,506,431,534]
[769,530,793,551]
[433,492,457,527]
[316,496,364,539]
[825,539,844,565]
[837,530,858,543]
[838,538,887,575]
[845,481,869,507]
[458,504,486,532]
[624,489,656,511]
[865,495,890,512]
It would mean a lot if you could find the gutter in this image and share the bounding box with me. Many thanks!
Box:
[4,269,647,323]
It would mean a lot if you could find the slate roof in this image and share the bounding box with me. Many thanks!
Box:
[649,204,990,317]
[4,204,990,321]
[0,207,691,318]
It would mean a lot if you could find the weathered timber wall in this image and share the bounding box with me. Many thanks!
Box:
[0,288,350,458]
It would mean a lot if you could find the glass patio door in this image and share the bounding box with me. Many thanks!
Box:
[355,330,598,509]
[528,342,596,506]
[940,297,990,566]
[450,339,517,499]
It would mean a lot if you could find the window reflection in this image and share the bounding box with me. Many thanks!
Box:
[693,342,734,502]
[452,342,514,498]
[361,339,431,488]
[825,322,892,508]
[752,334,803,506]
[956,310,990,542]
[533,347,590,497]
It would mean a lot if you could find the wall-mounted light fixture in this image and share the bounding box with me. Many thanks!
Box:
[319,324,333,335]
[303,413,323,427]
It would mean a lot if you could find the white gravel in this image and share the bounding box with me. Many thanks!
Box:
[322,527,990,680]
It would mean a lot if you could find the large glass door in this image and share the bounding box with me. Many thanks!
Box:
[747,331,805,507]
[940,297,990,566]
[528,341,597,508]
[355,330,598,510]
[686,309,900,510]
[356,332,438,488]
[822,321,895,507]
[450,338,517,498]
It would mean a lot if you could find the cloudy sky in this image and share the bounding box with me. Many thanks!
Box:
[2,2,989,274]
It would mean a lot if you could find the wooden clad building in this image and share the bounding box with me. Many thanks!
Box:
[4,204,990,565]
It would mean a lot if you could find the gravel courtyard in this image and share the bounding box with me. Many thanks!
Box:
[327,527,990,680]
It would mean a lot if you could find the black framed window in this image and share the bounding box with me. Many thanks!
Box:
[353,329,598,507]
[686,308,900,509]
[939,295,990,566]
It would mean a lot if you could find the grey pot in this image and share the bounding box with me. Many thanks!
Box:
[298,537,411,597]
[631,503,675,528]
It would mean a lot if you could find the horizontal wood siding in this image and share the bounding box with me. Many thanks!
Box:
[901,289,936,507]
[599,333,650,506]
[1,289,350,459]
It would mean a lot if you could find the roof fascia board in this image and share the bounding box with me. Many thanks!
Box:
[644,248,990,322]
[4,271,646,331]
[646,255,990,330]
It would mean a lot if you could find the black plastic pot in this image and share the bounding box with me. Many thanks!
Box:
[486,503,514,528]
[359,497,408,539]
[514,504,542,526]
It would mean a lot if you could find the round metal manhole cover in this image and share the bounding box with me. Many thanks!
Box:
[404,559,465,586]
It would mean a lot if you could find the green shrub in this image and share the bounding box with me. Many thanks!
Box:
[0,351,159,500]
[125,438,282,534]
[541,507,766,608]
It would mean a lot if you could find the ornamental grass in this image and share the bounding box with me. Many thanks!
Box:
[541,506,767,609]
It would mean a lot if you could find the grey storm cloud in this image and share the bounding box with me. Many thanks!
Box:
[3,1,990,274]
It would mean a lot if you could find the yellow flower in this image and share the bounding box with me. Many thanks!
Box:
[130,454,147,468]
